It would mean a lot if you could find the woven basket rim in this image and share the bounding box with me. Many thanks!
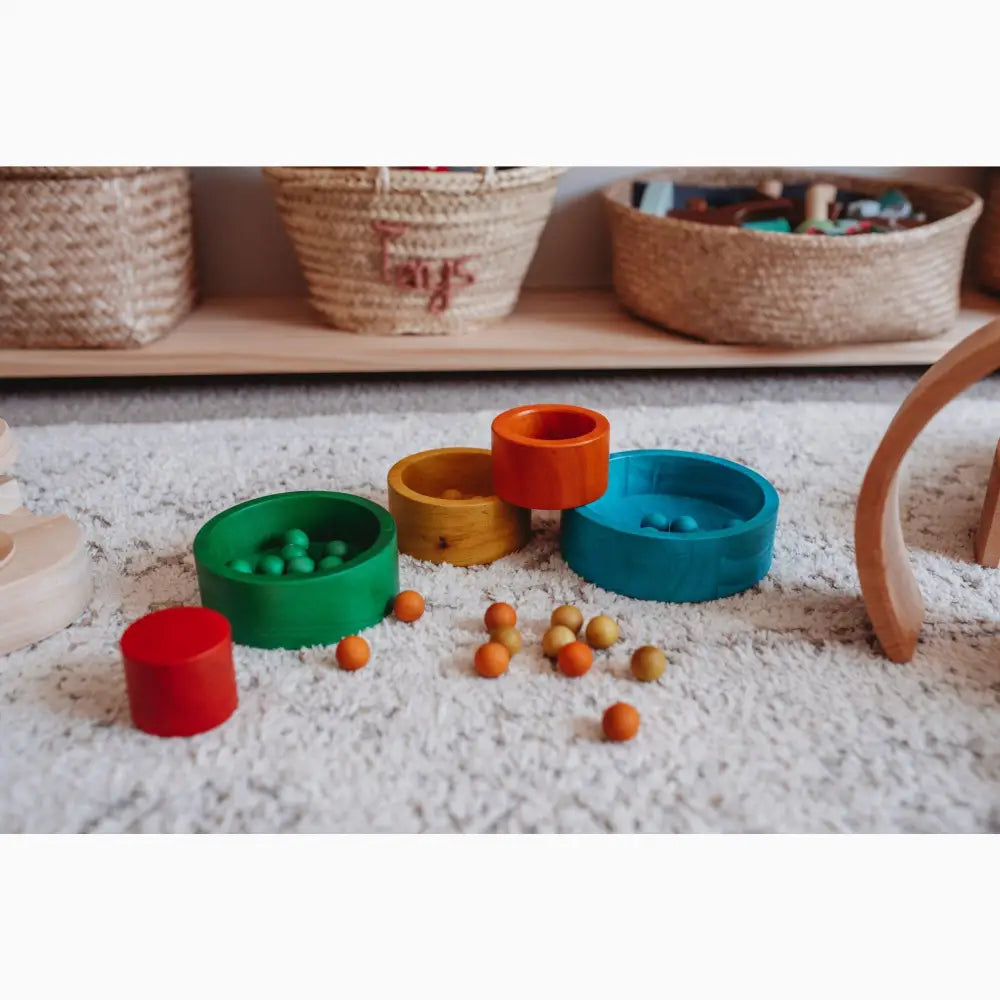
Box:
[0,166,159,180]
[262,166,564,193]
[603,168,983,247]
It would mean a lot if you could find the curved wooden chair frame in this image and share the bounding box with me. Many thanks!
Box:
[856,318,1000,662]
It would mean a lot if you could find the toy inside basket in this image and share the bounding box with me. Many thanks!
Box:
[603,168,982,348]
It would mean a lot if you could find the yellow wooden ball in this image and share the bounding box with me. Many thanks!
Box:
[542,624,577,659]
[585,615,619,649]
[550,604,584,634]
[490,625,523,657]
[630,645,666,682]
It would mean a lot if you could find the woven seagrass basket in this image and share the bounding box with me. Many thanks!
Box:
[264,166,563,335]
[0,167,196,349]
[978,168,1000,295]
[604,168,982,348]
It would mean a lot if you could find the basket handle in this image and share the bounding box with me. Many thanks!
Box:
[374,166,497,193]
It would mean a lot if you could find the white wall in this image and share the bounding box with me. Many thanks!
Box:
[191,167,988,296]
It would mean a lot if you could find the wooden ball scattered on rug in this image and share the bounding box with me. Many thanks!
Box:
[550,604,583,634]
[557,640,593,677]
[484,602,517,632]
[602,702,640,742]
[586,615,619,649]
[490,625,522,656]
[393,590,425,622]
[336,635,370,671]
[542,625,576,659]
[631,645,666,682]
[474,641,510,678]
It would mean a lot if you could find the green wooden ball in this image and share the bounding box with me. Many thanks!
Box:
[280,543,307,561]
[283,528,310,548]
[257,553,285,576]
[286,555,316,574]
[325,539,349,557]
[318,555,344,571]
[228,558,254,574]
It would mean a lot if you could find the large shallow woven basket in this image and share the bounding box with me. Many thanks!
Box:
[604,168,982,348]
[978,168,1000,295]
[0,167,196,349]
[264,166,563,335]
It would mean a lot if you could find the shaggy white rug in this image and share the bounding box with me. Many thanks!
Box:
[3,399,1000,833]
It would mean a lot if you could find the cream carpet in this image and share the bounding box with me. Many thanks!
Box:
[3,398,1000,833]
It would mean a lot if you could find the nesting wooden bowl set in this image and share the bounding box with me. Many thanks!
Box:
[387,404,610,567]
[386,404,779,606]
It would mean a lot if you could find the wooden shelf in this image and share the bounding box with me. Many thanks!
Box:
[3,289,1000,379]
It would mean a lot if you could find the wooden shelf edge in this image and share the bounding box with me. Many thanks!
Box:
[2,288,1000,379]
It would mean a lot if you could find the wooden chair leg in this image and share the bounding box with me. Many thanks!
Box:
[975,439,1000,567]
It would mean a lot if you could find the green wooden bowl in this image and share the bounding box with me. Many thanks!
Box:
[193,491,398,649]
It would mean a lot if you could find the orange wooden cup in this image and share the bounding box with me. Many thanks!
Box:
[491,404,611,510]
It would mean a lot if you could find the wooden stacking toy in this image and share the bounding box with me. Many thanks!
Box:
[387,447,530,566]
[561,449,778,603]
[491,404,611,510]
[0,418,92,655]
[381,407,778,605]
[193,490,398,648]
[856,316,1000,662]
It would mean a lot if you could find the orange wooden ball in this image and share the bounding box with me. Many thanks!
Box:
[336,635,370,671]
[484,602,517,632]
[557,640,593,677]
[474,641,510,678]
[394,590,425,622]
[602,702,640,742]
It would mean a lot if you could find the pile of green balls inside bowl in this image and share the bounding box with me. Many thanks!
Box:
[226,528,355,577]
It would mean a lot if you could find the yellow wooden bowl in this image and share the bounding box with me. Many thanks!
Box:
[387,448,531,566]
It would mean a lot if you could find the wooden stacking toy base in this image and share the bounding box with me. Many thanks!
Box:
[194,490,398,649]
[561,450,779,603]
[387,447,530,566]
[0,418,92,655]
[0,513,92,655]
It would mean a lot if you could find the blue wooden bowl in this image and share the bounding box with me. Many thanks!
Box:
[560,449,778,603]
